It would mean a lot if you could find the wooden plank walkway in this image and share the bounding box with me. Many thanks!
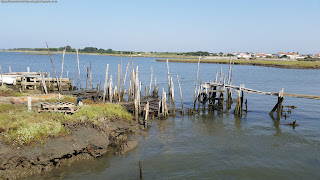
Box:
[203,82,320,100]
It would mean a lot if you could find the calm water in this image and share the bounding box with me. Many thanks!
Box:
[1,52,320,179]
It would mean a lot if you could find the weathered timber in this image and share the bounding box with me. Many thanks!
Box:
[103,65,109,103]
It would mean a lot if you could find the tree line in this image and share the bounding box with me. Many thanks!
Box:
[9,46,220,56]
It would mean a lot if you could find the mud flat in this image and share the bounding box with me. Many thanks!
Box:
[0,119,143,180]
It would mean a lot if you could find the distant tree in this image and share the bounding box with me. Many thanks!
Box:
[227,54,235,56]
[65,45,72,52]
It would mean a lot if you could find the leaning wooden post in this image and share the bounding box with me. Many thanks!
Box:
[103,64,109,103]
[46,43,61,92]
[194,57,201,109]
[76,49,81,89]
[176,75,184,114]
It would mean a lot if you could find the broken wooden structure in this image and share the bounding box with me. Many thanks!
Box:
[38,101,79,114]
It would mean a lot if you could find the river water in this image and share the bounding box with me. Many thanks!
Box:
[1,52,320,179]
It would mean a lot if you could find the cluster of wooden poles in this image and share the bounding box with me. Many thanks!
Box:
[99,57,186,127]
[192,57,286,120]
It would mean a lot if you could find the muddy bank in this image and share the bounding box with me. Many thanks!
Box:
[156,59,320,69]
[0,119,143,180]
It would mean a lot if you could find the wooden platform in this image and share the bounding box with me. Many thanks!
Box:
[16,76,72,91]
[38,101,79,114]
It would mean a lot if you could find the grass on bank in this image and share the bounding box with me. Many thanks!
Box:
[159,59,320,69]
[0,85,24,97]
[0,97,133,146]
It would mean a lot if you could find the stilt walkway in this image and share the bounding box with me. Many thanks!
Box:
[202,82,320,99]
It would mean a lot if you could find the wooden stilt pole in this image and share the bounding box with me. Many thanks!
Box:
[144,101,149,128]
[122,62,130,94]
[149,67,153,96]
[8,66,11,74]
[145,86,148,98]
[153,76,158,98]
[176,75,184,114]
[76,49,81,89]
[194,57,201,109]
[109,75,113,103]
[166,59,171,94]
[103,65,109,103]
[85,66,89,94]
[90,61,92,90]
[171,77,175,115]
[234,89,242,116]
[60,47,66,85]
[40,70,48,94]
[46,43,60,92]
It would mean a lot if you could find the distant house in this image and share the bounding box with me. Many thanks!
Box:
[236,52,251,59]
[314,53,320,58]
[276,52,302,59]
[255,53,267,58]
[276,52,286,58]
[286,53,299,59]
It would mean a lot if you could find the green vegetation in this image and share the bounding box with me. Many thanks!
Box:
[8,46,213,58]
[157,59,320,69]
[0,85,24,97]
[0,96,133,146]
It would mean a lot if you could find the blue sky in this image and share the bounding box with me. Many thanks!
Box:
[0,0,319,53]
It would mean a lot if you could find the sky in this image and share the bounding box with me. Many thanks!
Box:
[0,0,319,54]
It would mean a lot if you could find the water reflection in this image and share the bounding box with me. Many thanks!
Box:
[269,114,282,135]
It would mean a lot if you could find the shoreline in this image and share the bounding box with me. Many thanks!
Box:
[0,119,142,180]
[156,59,320,69]
[0,93,144,180]
[1,50,199,59]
